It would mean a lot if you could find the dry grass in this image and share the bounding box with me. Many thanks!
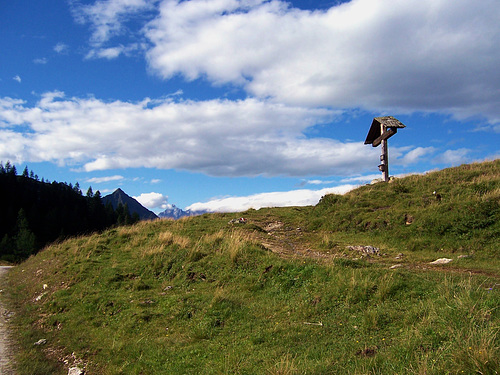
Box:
[267,353,299,375]
[158,231,191,249]
[224,230,254,262]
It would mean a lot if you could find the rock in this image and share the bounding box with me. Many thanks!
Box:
[404,214,414,225]
[390,264,403,269]
[395,253,404,259]
[68,367,84,375]
[34,292,47,302]
[34,339,47,345]
[429,258,453,265]
[228,217,247,224]
[457,255,472,260]
[346,245,380,256]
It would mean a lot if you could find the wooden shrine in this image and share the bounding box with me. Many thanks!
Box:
[364,116,405,182]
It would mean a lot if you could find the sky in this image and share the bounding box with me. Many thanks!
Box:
[1,0,499,214]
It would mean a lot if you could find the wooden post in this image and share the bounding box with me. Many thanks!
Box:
[381,138,389,182]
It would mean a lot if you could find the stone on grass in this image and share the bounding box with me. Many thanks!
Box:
[429,258,453,265]
[346,245,380,256]
[68,367,84,375]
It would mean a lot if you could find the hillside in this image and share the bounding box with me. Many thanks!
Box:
[0,165,116,261]
[5,160,500,374]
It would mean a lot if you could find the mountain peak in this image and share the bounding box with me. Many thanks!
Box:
[102,189,158,221]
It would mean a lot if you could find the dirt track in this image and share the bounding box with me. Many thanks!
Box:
[0,266,15,375]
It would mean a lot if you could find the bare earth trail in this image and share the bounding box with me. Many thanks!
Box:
[0,266,15,375]
[242,218,500,280]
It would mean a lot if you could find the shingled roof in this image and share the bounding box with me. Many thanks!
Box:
[364,116,406,145]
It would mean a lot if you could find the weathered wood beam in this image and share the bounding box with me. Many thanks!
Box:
[372,127,397,147]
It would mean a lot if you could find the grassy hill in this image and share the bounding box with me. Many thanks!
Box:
[5,160,500,374]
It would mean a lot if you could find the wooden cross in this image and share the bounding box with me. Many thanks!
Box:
[364,116,406,182]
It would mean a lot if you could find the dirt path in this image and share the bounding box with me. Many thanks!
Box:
[243,219,500,280]
[0,266,15,375]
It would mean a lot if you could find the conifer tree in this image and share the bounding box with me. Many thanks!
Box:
[15,208,36,257]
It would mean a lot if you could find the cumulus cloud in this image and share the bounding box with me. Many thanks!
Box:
[433,148,471,165]
[399,146,436,165]
[86,175,124,183]
[134,192,170,210]
[13,75,21,83]
[0,92,382,176]
[144,0,500,123]
[186,184,357,213]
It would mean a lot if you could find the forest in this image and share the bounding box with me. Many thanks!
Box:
[0,162,139,261]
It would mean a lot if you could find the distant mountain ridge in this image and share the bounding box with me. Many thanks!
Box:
[102,188,158,221]
[158,204,208,219]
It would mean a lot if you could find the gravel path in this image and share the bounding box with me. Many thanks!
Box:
[0,266,15,375]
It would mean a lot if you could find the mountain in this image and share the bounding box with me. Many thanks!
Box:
[102,188,158,221]
[158,204,207,219]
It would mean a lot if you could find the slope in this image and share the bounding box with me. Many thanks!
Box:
[5,160,500,375]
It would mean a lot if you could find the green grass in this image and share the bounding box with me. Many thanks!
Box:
[5,160,500,374]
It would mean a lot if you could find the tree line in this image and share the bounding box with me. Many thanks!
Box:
[0,162,139,261]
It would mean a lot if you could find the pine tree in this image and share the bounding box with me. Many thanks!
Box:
[73,182,82,195]
[0,234,14,257]
[15,209,36,257]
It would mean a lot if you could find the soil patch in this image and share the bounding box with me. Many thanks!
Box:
[0,266,15,375]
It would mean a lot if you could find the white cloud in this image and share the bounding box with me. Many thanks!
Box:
[54,43,69,54]
[72,0,156,57]
[33,58,48,64]
[0,92,377,177]
[86,175,124,183]
[433,148,471,165]
[306,179,335,185]
[186,184,357,213]
[150,179,161,184]
[85,43,146,59]
[134,192,170,210]
[340,174,382,183]
[13,75,21,83]
[144,0,500,123]
[399,147,436,165]
[298,179,336,186]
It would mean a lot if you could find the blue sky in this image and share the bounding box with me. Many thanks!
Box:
[1,0,499,213]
